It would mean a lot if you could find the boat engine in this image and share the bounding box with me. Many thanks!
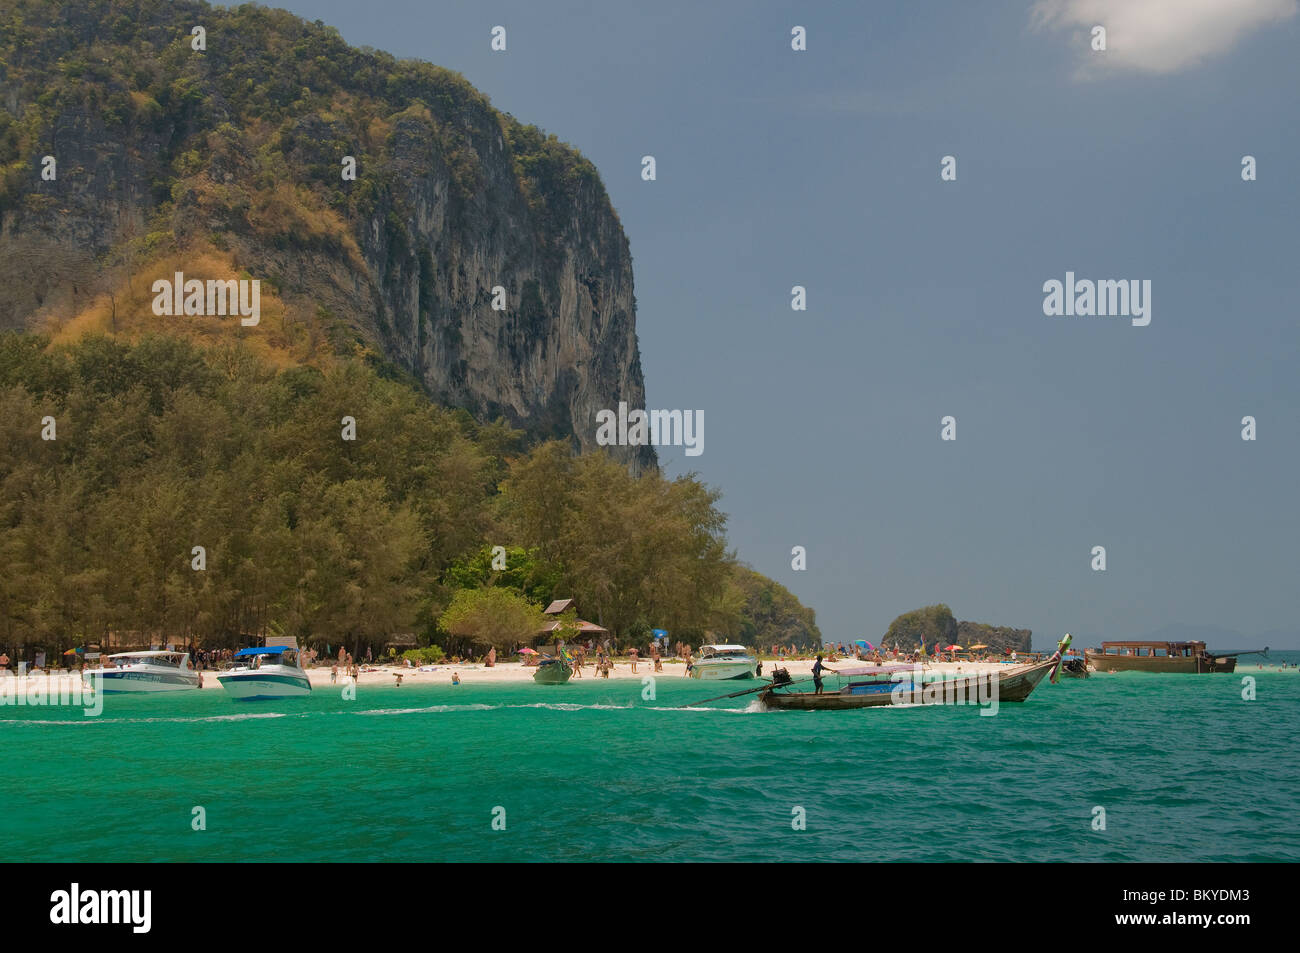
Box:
[770,667,792,687]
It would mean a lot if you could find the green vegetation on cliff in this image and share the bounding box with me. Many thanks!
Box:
[1,0,648,465]
[883,604,1032,652]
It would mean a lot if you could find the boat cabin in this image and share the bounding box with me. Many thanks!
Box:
[1096,640,1206,659]
[1084,639,1237,673]
[699,644,751,658]
[105,651,189,669]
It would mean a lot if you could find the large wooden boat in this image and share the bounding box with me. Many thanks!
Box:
[1083,640,1265,674]
[758,655,1059,711]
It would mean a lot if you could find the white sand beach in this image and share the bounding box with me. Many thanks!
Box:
[4,657,1036,694]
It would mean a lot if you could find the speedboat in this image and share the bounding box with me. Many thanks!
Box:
[217,646,312,700]
[689,644,758,680]
[85,651,201,693]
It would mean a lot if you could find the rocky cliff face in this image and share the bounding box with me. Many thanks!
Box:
[0,0,654,469]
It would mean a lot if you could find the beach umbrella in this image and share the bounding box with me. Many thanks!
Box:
[943,644,963,651]
[517,647,538,655]
[854,640,868,647]
[969,643,988,650]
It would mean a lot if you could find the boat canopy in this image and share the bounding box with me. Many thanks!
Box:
[235,646,292,657]
[836,665,913,677]
[107,650,186,658]
[701,644,749,652]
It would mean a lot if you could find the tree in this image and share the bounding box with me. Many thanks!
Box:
[438,588,543,653]
[884,604,958,651]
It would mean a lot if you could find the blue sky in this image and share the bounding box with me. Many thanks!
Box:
[268,1,1300,648]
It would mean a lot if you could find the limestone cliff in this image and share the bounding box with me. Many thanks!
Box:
[0,0,653,469]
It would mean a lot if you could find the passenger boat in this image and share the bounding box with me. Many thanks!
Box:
[533,656,573,684]
[1083,640,1265,674]
[217,646,312,699]
[689,644,758,680]
[85,650,201,693]
[757,637,1070,710]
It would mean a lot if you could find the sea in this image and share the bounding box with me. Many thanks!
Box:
[3,652,1298,863]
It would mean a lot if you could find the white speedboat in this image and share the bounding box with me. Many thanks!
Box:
[217,646,312,700]
[86,651,201,693]
[689,644,758,680]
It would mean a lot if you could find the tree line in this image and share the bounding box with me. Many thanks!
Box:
[0,333,822,659]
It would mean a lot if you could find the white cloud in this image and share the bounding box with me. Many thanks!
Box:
[1031,0,1298,74]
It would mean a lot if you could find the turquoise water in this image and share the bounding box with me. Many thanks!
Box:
[3,655,1298,862]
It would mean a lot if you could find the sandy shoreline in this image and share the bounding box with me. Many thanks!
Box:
[4,658,1035,691]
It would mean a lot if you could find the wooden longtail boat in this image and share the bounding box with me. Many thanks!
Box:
[758,637,1069,711]
[533,656,573,684]
[1059,655,1091,678]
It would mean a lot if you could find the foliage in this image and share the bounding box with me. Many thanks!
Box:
[0,332,821,661]
[883,604,958,650]
[729,567,823,650]
[399,645,446,664]
[437,587,543,652]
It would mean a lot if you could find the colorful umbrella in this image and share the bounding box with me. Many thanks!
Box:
[943,644,963,651]
[517,647,538,655]
[969,643,988,650]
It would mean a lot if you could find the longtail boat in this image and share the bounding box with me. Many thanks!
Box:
[533,656,573,684]
[756,636,1069,711]
[1059,654,1091,678]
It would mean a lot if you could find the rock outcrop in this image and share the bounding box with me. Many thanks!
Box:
[0,0,653,469]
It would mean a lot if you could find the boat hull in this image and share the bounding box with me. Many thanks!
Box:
[1084,651,1236,673]
[1059,658,1091,678]
[533,662,572,684]
[87,669,200,693]
[218,670,312,700]
[689,660,757,680]
[760,658,1056,710]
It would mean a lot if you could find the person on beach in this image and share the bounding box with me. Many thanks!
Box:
[452,672,460,684]
[651,643,662,672]
[812,654,835,695]
[395,673,403,686]
[330,664,338,684]
[486,646,496,668]
[629,647,638,673]
[685,652,695,676]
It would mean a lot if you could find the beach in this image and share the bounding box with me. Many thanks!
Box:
[4,656,1040,692]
